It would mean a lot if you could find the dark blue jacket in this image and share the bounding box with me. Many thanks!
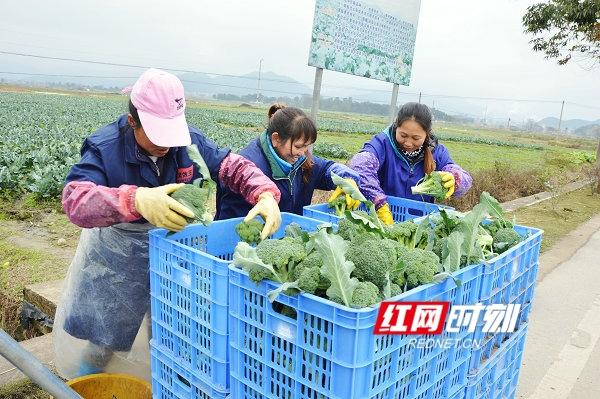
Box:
[216,132,337,219]
[66,114,229,188]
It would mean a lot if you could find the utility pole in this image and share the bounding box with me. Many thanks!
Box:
[557,100,565,139]
[418,92,422,103]
[507,117,511,130]
[482,104,488,125]
[256,58,263,103]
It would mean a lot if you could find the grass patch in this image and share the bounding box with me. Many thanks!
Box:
[0,228,67,339]
[0,379,51,399]
[447,162,547,212]
[507,185,600,252]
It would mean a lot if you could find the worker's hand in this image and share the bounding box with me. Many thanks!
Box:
[134,184,194,231]
[376,203,394,225]
[245,192,281,240]
[327,179,361,210]
[439,171,455,199]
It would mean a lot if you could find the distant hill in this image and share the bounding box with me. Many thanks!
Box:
[574,124,600,138]
[179,71,311,98]
[538,117,600,131]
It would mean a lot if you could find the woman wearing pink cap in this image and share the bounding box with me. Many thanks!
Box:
[53,68,282,379]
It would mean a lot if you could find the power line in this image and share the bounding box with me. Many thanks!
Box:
[1,51,597,109]
[0,50,309,86]
[0,71,138,79]
[420,92,562,104]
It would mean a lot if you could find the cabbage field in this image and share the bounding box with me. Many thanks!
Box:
[0,90,594,199]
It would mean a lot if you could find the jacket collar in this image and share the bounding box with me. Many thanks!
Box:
[259,131,305,179]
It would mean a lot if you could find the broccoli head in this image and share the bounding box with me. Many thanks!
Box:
[255,237,307,280]
[385,221,417,245]
[293,251,330,292]
[350,281,381,308]
[411,172,449,200]
[493,227,520,253]
[346,234,397,287]
[336,212,370,241]
[328,196,348,216]
[296,266,321,294]
[395,248,440,289]
[235,219,264,245]
[389,283,402,297]
[170,184,213,225]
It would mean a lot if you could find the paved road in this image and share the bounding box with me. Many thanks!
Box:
[517,226,600,398]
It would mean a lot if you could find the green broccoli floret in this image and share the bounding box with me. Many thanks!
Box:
[411,172,449,200]
[385,221,417,245]
[389,283,402,297]
[328,196,347,216]
[235,219,264,245]
[170,184,213,225]
[337,212,371,241]
[248,265,275,283]
[255,237,307,281]
[293,251,330,291]
[432,237,445,259]
[296,266,321,294]
[346,234,397,287]
[394,248,440,289]
[493,227,520,253]
[350,281,381,308]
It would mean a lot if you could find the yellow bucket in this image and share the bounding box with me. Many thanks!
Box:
[66,373,152,398]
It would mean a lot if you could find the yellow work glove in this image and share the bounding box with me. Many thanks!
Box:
[376,203,394,225]
[439,171,455,199]
[327,179,361,210]
[134,183,195,231]
[245,192,281,240]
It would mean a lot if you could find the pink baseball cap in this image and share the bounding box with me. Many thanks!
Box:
[129,68,191,147]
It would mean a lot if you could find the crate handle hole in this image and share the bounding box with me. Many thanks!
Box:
[271,301,298,320]
[177,374,191,387]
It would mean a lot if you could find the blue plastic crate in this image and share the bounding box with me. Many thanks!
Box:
[149,213,328,392]
[228,262,483,399]
[151,343,228,399]
[469,226,542,370]
[464,324,528,399]
[303,195,451,225]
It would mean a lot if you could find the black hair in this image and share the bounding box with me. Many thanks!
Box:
[128,99,142,127]
[395,102,435,173]
[266,105,317,183]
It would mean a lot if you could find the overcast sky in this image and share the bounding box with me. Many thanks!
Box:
[1,0,599,121]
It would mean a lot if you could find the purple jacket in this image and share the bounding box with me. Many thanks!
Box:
[349,127,472,207]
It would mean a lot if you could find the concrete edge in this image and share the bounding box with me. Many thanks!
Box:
[501,179,593,213]
[536,213,600,282]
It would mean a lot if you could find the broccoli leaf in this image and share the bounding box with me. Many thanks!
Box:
[311,228,358,307]
[480,191,504,220]
[456,203,489,263]
[267,281,300,303]
[441,231,464,273]
[330,172,366,202]
[432,272,462,287]
[186,144,214,189]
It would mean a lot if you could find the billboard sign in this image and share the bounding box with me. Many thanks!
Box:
[308,0,421,85]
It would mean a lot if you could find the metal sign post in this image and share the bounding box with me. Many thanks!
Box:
[389,83,399,124]
[311,67,323,125]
